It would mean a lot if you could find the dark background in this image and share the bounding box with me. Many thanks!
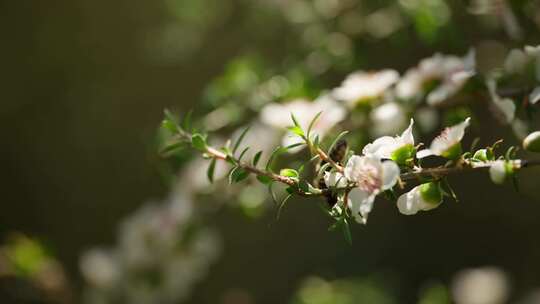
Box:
[2,1,540,303]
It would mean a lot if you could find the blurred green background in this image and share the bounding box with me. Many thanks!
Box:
[2,0,540,303]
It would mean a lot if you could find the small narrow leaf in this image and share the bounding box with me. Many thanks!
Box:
[238,147,250,162]
[327,131,349,155]
[342,218,353,245]
[290,113,301,128]
[207,158,217,183]
[233,126,251,155]
[307,111,323,139]
[266,146,287,172]
[161,119,178,133]
[182,110,193,131]
[276,193,293,220]
[252,151,263,167]
[286,126,305,138]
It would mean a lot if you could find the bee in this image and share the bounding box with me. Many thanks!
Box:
[316,139,348,207]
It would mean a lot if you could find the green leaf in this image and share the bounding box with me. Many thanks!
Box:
[342,218,353,245]
[191,134,207,151]
[276,193,293,220]
[285,142,305,150]
[159,141,184,155]
[229,167,249,184]
[252,151,263,167]
[233,126,251,155]
[257,175,273,185]
[238,147,250,162]
[266,146,287,172]
[207,158,217,183]
[290,113,301,128]
[327,131,349,155]
[182,110,193,131]
[307,111,323,139]
[161,119,178,133]
[280,168,299,178]
[286,126,305,138]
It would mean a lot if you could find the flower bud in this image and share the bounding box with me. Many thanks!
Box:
[489,160,514,185]
[419,182,443,206]
[523,131,540,153]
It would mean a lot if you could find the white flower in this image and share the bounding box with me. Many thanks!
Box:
[362,119,415,164]
[417,118,471,159]
[370,102,407,137]
[486,80,515,123]
[260,95,347,151]
[344,155,400,224]
[324,171,348,188]
[396,51,475,105]
[332,69,399,107]
[397,182,443,215]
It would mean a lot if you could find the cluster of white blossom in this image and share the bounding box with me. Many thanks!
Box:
[80,179,221,304]
[174,45,540,228]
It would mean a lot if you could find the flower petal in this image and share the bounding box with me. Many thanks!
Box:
[400,119,415,146]
[417,149,434,159]
[362,136,397,158]
[381,161,400,190]
[397,187,421,215]
[324,171,347,188]
[348,188,376,224]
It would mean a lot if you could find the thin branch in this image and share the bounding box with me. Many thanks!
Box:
[179,129,540,198]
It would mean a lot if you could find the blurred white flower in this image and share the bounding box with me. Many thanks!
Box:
[417,118,471,159]
[362,119,416,164]
[529,86,540,105]
[504,45,540,80]
[324,171,347,188]
[370,102,408,137]
[80,249,120,289]
[397,182,442,215]
[81,182,221,304]
[415,107,439,132]
[396,51,475,105]
[486,80,515,123]
[260,96,346,151]
[344,155,400,224]
[504,48,528,74]
[332,69,399,107]
[451,266,509,304]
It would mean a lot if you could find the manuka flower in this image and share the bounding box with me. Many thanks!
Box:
[332,69,399,107]
[417,118,471,159]
[362,119,415,165]
[396,51,475,105]
[344,155,400,224]
[260,96,346,151]
[397,182,443,215]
